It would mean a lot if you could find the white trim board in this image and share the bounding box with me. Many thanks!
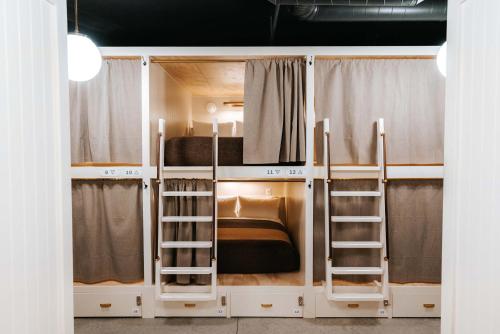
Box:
[99,46,439,57]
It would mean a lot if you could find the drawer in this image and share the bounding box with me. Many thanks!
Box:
[315,293,388,318]
[74,293,142,317]
[231,292,303,317]
[392,287,441,318]
[155,294,227,317]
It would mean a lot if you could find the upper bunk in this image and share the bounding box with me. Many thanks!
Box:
[150,55,308,181]
[69,47,444,182]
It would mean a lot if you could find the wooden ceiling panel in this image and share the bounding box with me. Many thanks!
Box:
[160,62,245,97]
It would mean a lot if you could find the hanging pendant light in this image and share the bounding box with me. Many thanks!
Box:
[437,42,447,77]
[67,0,102,82]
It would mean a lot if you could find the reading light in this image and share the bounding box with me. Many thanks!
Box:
[67,0,102,81]
[437,42,447,77]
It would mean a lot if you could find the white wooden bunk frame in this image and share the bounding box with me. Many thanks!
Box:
[72,46,442,319]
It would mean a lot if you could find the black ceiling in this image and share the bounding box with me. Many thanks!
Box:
[67,0,447,47]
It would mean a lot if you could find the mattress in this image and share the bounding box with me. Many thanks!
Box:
[165,136,243,166]
[217,218,300,274]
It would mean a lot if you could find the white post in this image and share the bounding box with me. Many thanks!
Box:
[0,0,73,332]
[442,1,500,332]
[303,54,316,318]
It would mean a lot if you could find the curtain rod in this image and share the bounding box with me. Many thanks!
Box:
[316,55,436,60]
[150,56,307,64]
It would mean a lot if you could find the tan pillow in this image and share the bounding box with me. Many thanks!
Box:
[238,196,281,221]
[192,121,213,136]
[218,196,238,218]
[218,122,234,137]
[192,121,233,137]
[235,121,243,137]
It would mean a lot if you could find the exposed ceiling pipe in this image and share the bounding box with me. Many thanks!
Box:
[273,0,447,22]
[274,0,426,5]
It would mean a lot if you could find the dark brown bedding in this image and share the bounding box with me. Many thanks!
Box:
[165,137,243,166]
[217,218,300,274]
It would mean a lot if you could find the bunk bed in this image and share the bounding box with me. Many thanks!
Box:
[70,47,444,319]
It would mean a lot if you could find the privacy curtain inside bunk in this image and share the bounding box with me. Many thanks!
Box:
[70,59,144,283]
[313,59,445,283]
[72,181,143,283]
[162,179,213,285]
[69,59,142,164]
[243,58,306,164]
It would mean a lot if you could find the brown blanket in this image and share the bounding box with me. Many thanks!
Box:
[164,137,304,166]
[165,137,243,166]
[217,218,300,274]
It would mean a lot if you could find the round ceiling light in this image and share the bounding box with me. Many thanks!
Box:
[67,33,102,82]
[206,102,217,114]
[437,42,447,77]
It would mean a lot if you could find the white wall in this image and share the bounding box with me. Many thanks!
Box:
[0,0,73,333]
[442,0,500,333]
[191,96,243,124]
[149,63,192,164]
[285,182,306,280]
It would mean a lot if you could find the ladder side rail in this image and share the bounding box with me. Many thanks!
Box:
[155,118,166,300]
[377,118,390,305]
[211,118,218,298]
[323,118,333,298]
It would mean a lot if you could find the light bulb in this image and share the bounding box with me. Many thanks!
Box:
[206,102,217,114]
[437,42,447,77]
[67,33,102,81]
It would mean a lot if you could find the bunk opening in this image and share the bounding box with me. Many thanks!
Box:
[158,180,306,289]
[149,56,307,168]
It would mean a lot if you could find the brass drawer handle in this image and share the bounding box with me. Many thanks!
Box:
[99,303,112,309]
[261,303,273,308]
[347,303,360,309]
[423,303,436,309]
[184,303,196,308]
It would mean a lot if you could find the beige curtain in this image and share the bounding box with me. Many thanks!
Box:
[162,179,213,285]
[313,59,444,283]
[243,59,306,164]
[315,59,445,164]
[72,181,143,283]
[69,59,142,163]
[313,180,442,284]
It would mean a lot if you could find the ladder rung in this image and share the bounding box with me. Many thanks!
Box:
[331,216,382,223]
[331,292,384,302]
[161,241,213,249]
[162,216,212,223]
[330,267,383,275]
[160,267,213,275]
[332,241,383,249]
[163,191,213,197]
[159,292,215,302]
[331,191,381,197]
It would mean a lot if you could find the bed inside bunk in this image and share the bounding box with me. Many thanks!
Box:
[149,56,306,168]
[159,180,306,290]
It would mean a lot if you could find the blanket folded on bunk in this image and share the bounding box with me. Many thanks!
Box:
[165,137,243,166]
[217,218,300,274]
